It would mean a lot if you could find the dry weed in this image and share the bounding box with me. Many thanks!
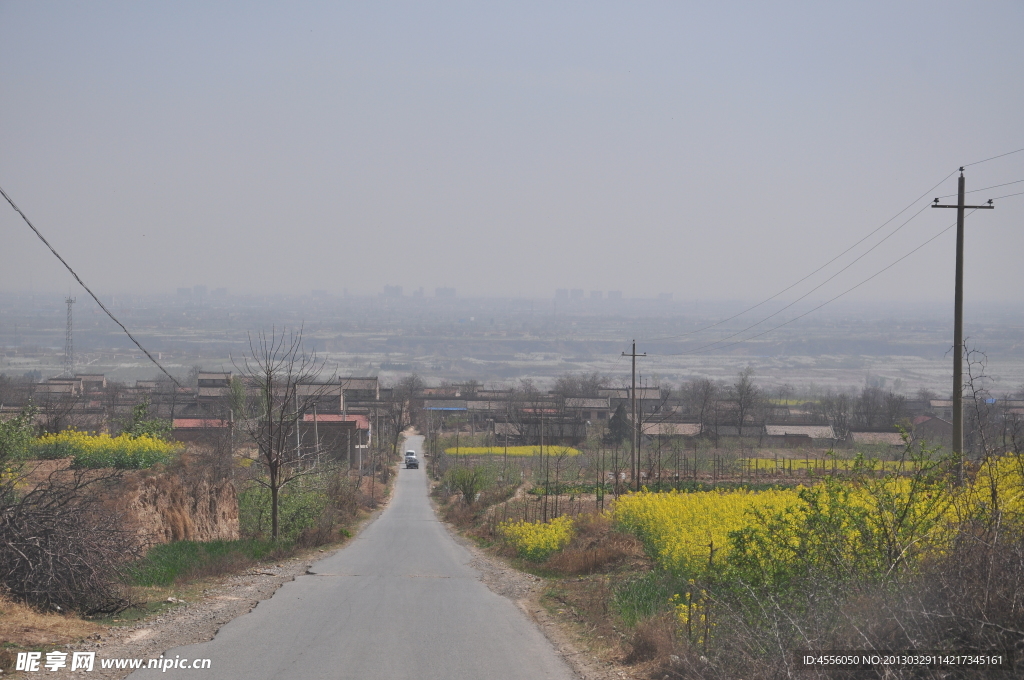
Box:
[546,512,646,575]
[625,614,677,664]
[0,594,101,671]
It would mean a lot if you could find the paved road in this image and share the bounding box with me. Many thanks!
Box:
[131,435,575,680]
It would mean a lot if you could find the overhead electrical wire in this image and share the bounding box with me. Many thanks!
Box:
[989,190,1024,201]
[936,178,1024,199]
[641,170,958,343]
[656,202,933,353]
[964,147,1024,168]
[635,147,1024,352]
[0,184,183,387]
[662,212,974,357]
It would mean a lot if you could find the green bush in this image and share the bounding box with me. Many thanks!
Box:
[239,484,328,542]
[0,405,37,463]
[445,465,495,504]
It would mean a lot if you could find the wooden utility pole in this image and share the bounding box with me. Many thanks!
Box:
[931,168,994,481]
[622,340,647,491]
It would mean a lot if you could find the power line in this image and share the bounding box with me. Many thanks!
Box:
[642,169,957,343]
[662,212,971,357]
[637,147,1024,352]
[936,178,1024,199]
[964,147,1024,167]
[655,201,932,354]
[0,184,183,388]
[989,190,1024,201]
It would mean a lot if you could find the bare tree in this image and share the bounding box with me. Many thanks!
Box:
[233,327,332,540]
[819,390,852,438]
[851,386,906,431]
[37,388,84,434]
[883,391,907,428]
[731,367,760,438]
[684,378,719,442]
[961,346,1024,460]
[552,372,608,398]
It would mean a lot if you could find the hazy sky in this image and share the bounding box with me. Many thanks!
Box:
[2,2,1022,304]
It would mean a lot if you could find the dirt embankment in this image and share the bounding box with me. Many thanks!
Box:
[121,465,239,545]
[23,455,239,545]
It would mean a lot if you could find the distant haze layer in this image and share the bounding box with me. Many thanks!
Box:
[1,2,1023,305]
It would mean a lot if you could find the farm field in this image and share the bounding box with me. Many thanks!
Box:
[440,445,1024,679]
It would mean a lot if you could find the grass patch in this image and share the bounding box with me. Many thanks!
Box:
[612,572,676,627]
[128,539,293,587]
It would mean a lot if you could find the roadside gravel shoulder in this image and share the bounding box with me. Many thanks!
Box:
[460,536,637,680]
[18,509,387,680]
[432,489,637,680]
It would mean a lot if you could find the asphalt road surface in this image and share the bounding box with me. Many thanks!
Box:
[130,435,576,680]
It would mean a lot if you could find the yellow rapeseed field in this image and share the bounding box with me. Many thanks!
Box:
[32,430,179,469]
[498,515,574,561]
[614,454,1024,578]
[614,487,800,574]
[959,453,1024,523]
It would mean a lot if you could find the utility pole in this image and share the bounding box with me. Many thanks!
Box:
[622,340,646,491]
[931,168,994,482]
[63,297,75,377]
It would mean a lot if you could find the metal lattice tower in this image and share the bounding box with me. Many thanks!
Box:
[63,296,75,377]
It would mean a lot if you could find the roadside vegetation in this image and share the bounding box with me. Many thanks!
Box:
[430,427,1024,679]
[0,335,407,673]
[32,430,179,469]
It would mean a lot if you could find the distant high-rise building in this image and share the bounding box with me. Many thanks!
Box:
[382,285,403,298]
[312,289,328,298]
[590,290,603,299]
[608,290,623,300]
[436,287,456,298]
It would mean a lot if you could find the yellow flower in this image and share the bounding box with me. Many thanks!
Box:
[33,430,179,469]
[498,516,574,561]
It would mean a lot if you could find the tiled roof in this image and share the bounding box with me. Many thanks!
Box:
[565,398,610,409]
[764,425,836,439]
[302,413,369,429]
[849,431,904,445]
[642,422,701,436]
[173,418,230,428]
